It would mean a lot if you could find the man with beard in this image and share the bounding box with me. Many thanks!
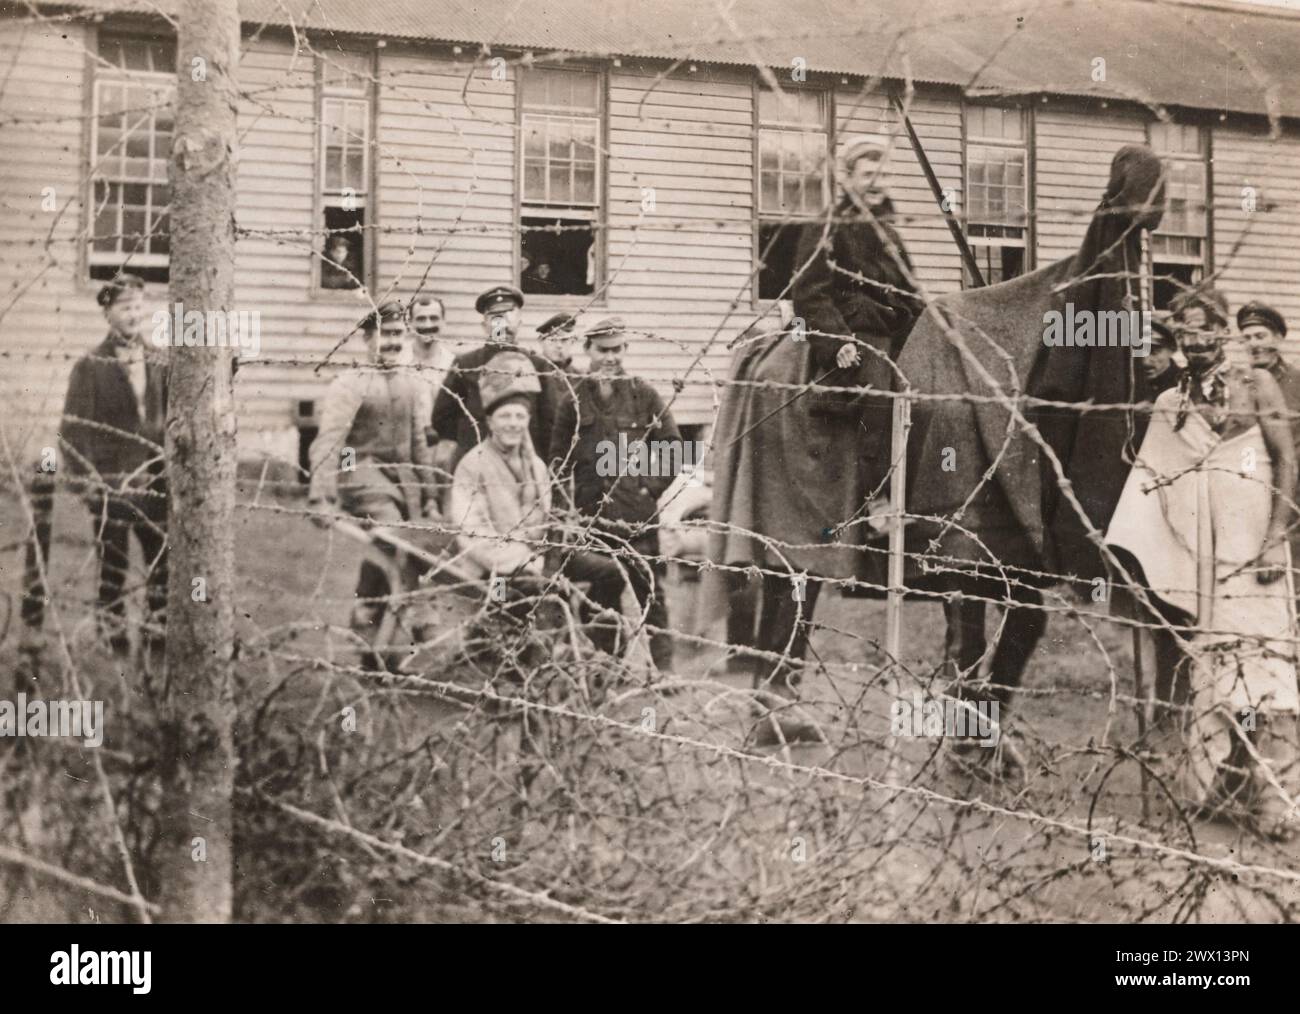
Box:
[1107,294,1298,839]
[550,317,681,672]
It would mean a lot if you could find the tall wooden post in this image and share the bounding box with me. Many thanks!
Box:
[157,0,240,922]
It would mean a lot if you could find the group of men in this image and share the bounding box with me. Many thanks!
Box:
[24,272,683,680]
[305,283,682,671]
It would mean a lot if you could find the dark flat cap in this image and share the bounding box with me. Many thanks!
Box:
[475,284,524,316]
[536,311,577,338]
[96,272,145,308]
[584,316,627,345]
[361,300,407,332]
[1237,300,1287,338]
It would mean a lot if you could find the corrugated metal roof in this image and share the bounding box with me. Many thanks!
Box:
[40,0,1300,120]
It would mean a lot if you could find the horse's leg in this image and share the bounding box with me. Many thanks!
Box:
[986,588,1048,711]
[942,596,988,689]
[754,571,823,701]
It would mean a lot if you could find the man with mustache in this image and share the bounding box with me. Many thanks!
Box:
[1107,288,1299,839]
[309,300,440,667]
[431,285,555,476]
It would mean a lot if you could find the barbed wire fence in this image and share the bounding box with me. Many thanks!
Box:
[1,0,1299,923]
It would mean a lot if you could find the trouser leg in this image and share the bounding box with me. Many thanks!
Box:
[1254,713,1300,836]
[986,591,1047,710]
[562,548,626,656]
[943,597,987,685]
[624,536,673,670]
[133,476,169,633]
[90,495,132,650]
[725,570,762,677]
[855,332,899,496]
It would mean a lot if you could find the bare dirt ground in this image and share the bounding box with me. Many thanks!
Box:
[2,487,1297,922]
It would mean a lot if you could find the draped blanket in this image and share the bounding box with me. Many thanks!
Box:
[1106,395,1298,715]
[897,144,1166,585]
[710,145,1166,592]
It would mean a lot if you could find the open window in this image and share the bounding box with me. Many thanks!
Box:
[1148,122,1209,310]
[317,52,372,291]
[519,67,602,296]
[963,104,1030,287]
[756,86,830,301]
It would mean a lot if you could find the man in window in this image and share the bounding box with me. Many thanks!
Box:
[549,318,681,672]
[308,301,441,668]
[56,273,169,656]
[431,284,554,476]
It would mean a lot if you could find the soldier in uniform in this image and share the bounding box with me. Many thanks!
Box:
[534,311,581,451]
[308,300,440,666]
[431,284,555,476]
[550,317,681,671]
[52,272,169,656]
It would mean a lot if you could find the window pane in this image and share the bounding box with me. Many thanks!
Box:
[549,164,572,203]
[573,166,596,204]
[759,133,779,171]
[524,121,546,158]
[524,161,547,201]
[760,170,780,211]
[345,150,365,190]
[522,68,598,112]
[325,148,342,190]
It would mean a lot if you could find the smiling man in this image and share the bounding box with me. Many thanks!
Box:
[308,300,441,668]
[57,272,169,656]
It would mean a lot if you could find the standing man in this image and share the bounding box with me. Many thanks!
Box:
[309,300,440,667]
[52,272,169,656]
[431,284,554,475]
[1238,300,1300,614]
[534,311,581,453]
[408,293,456,434]
[550,318,681,671]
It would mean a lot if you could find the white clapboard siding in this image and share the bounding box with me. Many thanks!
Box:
[1212,125,1300,328]
[602,63,758,423]
[1035,104,1148,266]
[373,46,516,383]
[0,20,98,463]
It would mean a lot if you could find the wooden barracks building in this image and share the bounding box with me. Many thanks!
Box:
[2,0,1299,465]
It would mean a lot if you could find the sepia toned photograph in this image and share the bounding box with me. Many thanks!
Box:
[0,0,1297,960]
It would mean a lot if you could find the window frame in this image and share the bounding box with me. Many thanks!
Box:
[312,47,377,296]
[751,76,833,308]
[961,101,1034,288]
[86,30,177,283]
[1146,120,1213,277]
[514,60,608,303]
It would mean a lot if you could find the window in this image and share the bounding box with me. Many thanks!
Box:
[963,105,1029,287]
[318,52,372,290]
[756,87,830,301]
[89,34,176,283]
[1148,123,1209,310]
[519,67,602,297]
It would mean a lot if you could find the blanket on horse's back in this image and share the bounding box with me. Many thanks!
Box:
[898,144,1165,587]
[707,321,882,583]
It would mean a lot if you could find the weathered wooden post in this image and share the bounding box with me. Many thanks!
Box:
[157,0,240,922]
